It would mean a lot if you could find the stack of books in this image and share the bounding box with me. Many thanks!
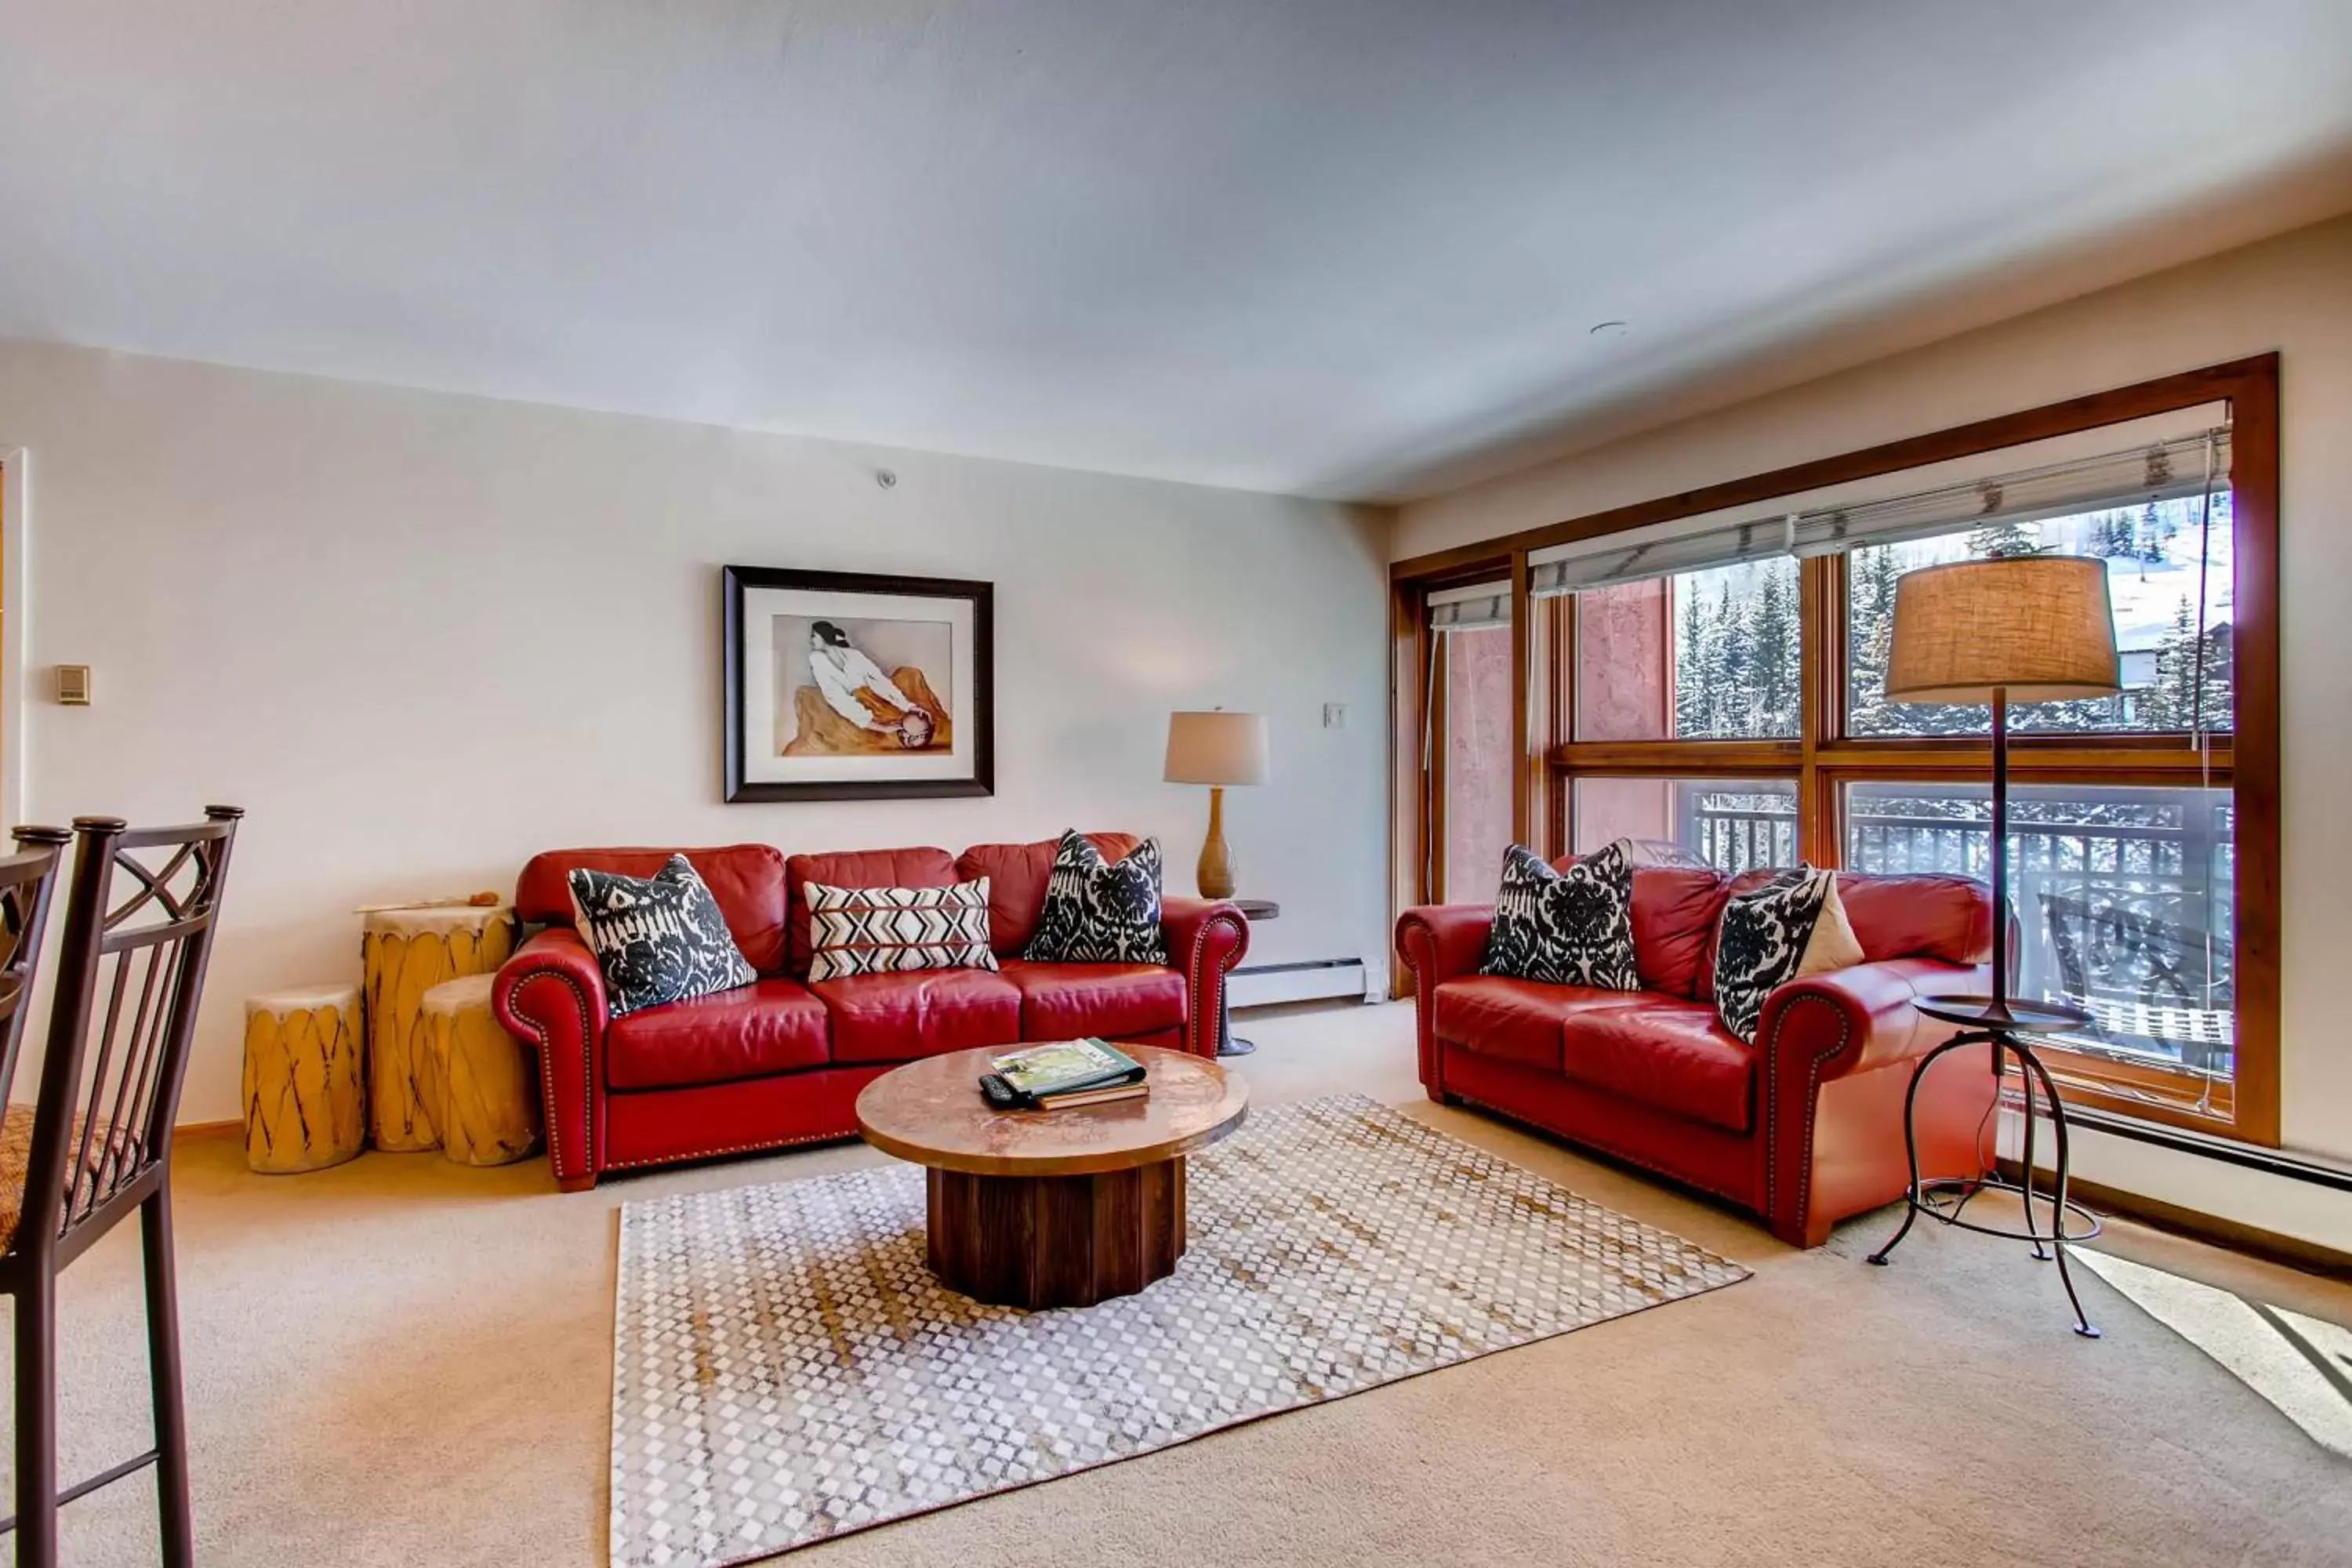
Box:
[980,1039,1149,1109]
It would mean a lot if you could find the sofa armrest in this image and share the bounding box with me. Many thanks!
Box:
[1394,905,1494,989]
[1755,956,1996,1247]
[1758,957,1993,1082]
[1162,897,1248,1058]
[492,928,611,1190]
[1395,905,1495,1096]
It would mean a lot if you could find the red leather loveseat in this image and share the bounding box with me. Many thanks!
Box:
[493,834,1247,1190]
[1398,866,1999,1247]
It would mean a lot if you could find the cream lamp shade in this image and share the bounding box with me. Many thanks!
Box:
[1163,711,1269,786]
[1886,556,2121,703]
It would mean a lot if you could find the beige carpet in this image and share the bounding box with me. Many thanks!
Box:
[9,1000,2350,1567]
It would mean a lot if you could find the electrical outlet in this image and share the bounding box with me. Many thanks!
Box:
[1323,702,1347,730]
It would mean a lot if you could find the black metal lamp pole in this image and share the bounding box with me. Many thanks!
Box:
[1990,687,2009,1011]
[1868,683,2103,1337]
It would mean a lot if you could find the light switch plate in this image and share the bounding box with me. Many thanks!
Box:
[1323,702,1347,729]
[55,665,91,706]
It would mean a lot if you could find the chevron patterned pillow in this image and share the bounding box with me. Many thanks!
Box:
[804,878,1000,982]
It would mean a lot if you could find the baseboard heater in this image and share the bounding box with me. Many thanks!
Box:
[2016,1098,2352,1195]
[1229,957,1370,1009]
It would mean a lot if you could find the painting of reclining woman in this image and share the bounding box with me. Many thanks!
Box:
[723,566,995,802]
[779,616,953,757]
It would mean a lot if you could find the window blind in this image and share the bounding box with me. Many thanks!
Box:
[1427,579,1512,630]
[1528,427,2230,597]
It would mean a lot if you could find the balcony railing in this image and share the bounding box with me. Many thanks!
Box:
[1687,791,2235,1076]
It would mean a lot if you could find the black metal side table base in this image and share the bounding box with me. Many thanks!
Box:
[1867,996,2105,1338]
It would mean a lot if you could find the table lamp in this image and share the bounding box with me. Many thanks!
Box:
[1163,710,1269,899]
[1870,552,2122,1337]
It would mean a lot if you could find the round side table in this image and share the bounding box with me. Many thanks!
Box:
[1216,899,1279,1058]
[1866,993,2106,1338]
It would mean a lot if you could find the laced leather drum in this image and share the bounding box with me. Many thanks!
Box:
[361,904,515,1152]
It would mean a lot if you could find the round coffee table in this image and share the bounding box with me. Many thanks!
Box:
[855,1044,1248,1309]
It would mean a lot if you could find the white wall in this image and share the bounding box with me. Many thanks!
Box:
[0,341,1392,1124]
[1396,212,2352,1243]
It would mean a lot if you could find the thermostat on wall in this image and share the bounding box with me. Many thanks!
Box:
[55,665,91,706]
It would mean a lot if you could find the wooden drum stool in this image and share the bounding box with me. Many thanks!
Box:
[241,984,368,1174]
[421,975,542,1167]
[362,904,515,1152]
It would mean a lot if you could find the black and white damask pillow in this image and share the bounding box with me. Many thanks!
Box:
[805,879,998,982]
[1023,831,1170,966]
[1712,867,1854,1044]
[1480,840,1639,990]
[567,855,757,1017]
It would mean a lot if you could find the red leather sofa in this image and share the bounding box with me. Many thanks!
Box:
[1397,866,1999,1247]
[492,834,1247,1190]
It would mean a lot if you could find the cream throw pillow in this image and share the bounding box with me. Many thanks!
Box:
[1794,872,1865,978]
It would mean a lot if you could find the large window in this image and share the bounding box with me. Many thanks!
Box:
[1846,495,2234,737]
[1395,360,2278,1144]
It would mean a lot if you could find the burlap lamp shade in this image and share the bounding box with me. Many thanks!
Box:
[1886,555,2120,704]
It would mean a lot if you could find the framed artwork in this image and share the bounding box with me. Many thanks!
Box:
[723,566,995,802]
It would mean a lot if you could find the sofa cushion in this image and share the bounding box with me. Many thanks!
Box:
[1023,831,1170,965]
[1630,866,1730,999]
[568,855,759,1018]
[784,847,959,976]
[956,834,1141,955]
[1000,960,1185,1042]
[811,967,1025,1065]
[1695,869,1995,997]
[804,879,998,981]
[1483,841,1639,989]
[1714,869,1854,1044]
[516,844,788,974]
[1558,1000,1754,1133]
[1432,975,1641,1072]
[604,978,830,1091]
[1836,872,1996,965]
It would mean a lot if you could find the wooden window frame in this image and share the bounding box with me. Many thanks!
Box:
[1391,355,2281,1146]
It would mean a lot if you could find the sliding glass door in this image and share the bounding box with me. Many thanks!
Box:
[1425,583,1515,904]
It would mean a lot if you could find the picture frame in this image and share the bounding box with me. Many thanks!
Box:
[722,566,995,802]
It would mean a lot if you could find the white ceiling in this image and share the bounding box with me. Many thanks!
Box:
[3,2,2349,502]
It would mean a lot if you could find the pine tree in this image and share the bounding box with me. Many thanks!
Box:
[1846,546,1904,735]
[1675,586,1708,737]
[2147,598,2198,730]
[1751,568,1796,734]
[1967,518,2046,558]
[1716,581,1754,735]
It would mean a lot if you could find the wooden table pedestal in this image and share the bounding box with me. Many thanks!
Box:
[926,1158,1186,1310]
[857,1043,1247,1312]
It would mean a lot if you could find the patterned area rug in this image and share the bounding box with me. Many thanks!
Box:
[611,1094,1748,1567]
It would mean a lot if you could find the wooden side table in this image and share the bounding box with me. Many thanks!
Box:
[241,984,367,1174]
[361,904,514,1152]
[1217,898,1279,1057]
[422,974,543,1167]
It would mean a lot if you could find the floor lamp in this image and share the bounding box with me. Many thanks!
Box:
[1864,554,2121,1337]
